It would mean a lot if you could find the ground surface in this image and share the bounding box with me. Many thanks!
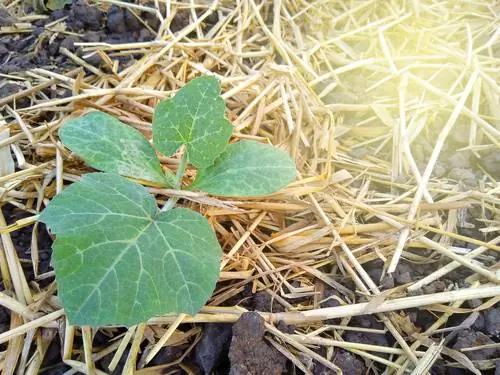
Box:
[1,1,499,374]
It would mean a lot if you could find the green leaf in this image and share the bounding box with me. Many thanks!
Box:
[45,0,72,11]
[152,76,233,169]
[39,173,221,327]
[190,140,296,196]
[60,111,175,187]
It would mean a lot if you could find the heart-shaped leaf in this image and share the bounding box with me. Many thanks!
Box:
[190,140,296,196]
[152,76,233,168]
[60,111,175,187]
[39,173,221,326]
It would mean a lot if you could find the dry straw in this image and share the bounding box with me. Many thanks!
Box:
[0,0,499,373]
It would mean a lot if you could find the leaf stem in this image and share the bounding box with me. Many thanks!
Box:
[161,150,188,212]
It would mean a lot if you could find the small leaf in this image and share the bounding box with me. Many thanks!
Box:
[45,0,72,11]
[152,76,233,168]
[190,140,296,196]
[60,111,175,187]
[39,173,221,326]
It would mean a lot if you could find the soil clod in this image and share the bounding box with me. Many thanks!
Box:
[196,323,232,374]
[228,312,287,375]
[452,330,499,361]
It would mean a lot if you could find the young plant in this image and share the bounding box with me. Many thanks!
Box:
[39,76,296,327]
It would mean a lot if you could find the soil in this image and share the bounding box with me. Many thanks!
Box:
[0,0,157,76]
[196,323,233,374]
[314,348,366,375]
[228,312,287,375]
[1,1,499,374]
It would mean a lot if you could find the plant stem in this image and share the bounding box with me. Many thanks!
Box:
[161,150,188,212]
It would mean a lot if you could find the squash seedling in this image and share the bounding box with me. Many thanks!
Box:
[39,76,296,326]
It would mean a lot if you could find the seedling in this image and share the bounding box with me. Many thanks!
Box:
[39,76,296,326]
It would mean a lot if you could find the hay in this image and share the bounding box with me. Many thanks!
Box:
[0,0,499,373]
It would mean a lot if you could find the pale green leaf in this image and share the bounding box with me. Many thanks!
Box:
[152,76,233,168]
[46,0,72,11]
[39,173,221,326]
[190,140,296,196]
[60,111,175,187]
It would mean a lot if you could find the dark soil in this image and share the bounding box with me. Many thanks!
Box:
[196,323,233,374]
[314,348,366,375]
[0,0,157,76]
[228,312,287,375]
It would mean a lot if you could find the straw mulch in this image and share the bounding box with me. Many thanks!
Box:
[0,0,499,374]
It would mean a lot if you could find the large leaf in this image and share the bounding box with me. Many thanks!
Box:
[190,140,296,196]
[60,112,175,187]
[39,173,221,326]
[152,76,233,168]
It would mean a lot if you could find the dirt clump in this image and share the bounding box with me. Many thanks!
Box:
[196,323,232,374]
[484,307,500,338]
[68,0,103,31]
[332,349,365,375]
[228,312,287,375]
[0,0,156,75]
[452,329,499,361]
[313,348,366,375]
